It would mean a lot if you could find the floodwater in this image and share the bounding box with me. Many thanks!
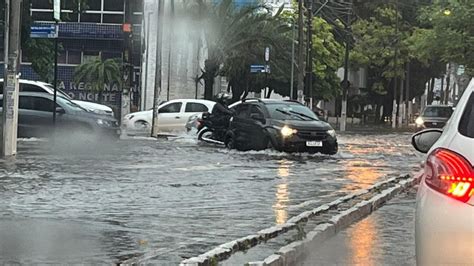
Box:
[0,132,422,264]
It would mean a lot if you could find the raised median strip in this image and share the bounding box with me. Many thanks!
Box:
[174,173,419,266]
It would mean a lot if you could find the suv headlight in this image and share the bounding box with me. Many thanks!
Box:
[415,117,424,126]
[280,125,297,137]
[327,129,336,138]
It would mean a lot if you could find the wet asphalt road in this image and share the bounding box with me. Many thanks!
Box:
[0,132,422,264]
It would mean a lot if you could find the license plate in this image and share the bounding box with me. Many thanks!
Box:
[432,122,437,125]
[306,141,323,147]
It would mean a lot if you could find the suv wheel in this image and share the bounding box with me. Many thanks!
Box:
[225,135,235,149]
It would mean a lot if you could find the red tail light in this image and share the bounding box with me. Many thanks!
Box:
[425,148,474,203]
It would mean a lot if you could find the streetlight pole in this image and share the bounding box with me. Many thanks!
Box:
[306,0,313,108]
[392,0,399,129]
[290,20,296,100]
[297,0,305,103]
[340,6,351,132]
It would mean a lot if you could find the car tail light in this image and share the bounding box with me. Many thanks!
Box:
[425,148,474,203]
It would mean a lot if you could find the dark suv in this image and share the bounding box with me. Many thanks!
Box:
[415,105,454,130]
[226,99,338,154]
[0,92,120,138]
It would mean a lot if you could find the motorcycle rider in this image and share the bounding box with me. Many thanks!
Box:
[211,92,234,128]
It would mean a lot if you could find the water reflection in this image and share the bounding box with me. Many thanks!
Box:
[348,215,377,265]
[273,160,292,224]
[342,142,387,192]
[342,160,381,192]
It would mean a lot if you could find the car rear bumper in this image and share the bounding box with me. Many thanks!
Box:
[416,180,474,265]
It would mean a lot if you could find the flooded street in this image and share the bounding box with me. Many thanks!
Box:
[0,132,422,264]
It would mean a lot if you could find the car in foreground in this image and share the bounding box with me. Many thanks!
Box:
[0,79,114,116]
[0,92,120,138]
[415,105,454,130]
[225,99,338,154]
[123,99,216,135]
[411,78,474,265]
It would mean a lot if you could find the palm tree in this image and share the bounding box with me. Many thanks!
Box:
[196,0,280,100]
[73,57,122,103]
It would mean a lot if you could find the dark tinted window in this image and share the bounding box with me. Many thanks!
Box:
[459,93,474,138]
[20,96,54,112]
[185,103,208,113]
[235,104,250,118]
[160,102,182,113]
[422,106,453,118]
[21,84,45,93]
[250,105,265,117]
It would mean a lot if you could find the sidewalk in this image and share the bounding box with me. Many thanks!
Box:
[303,188,417,266]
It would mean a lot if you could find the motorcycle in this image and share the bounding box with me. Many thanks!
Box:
[197,112,229,145]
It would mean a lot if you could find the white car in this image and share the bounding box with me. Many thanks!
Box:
[122,99,216,135]
[0,79,114,116]
[412,78,474,265]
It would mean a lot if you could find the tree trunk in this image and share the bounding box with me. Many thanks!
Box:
[203,73,214,100]
[266,87,273,99]
[428,77,435,105]
[445,64,451,104]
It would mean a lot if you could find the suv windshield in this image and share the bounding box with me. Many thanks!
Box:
[44,84,72,100]
[422,106,453,118]
[267,103,319,121]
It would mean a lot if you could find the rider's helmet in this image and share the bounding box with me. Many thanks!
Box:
[215,92,232,105]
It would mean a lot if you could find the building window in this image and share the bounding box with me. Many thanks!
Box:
[32,11,54,22]
[68,51,82,64]
[102,52,122,60]
[33,0,52,9]
[103,14,123,24]
[104,0,124,12]
[88,0,101,11]
[58,50,67,64]
[80,13,101,23]
[83,51,100,63]
[61,12,79,22]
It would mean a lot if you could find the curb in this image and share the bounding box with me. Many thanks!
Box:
[176,173,419,266]
[248,173,420,266]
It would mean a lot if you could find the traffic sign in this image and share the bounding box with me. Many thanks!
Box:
[250,64,266,73]
[265,47,270,62]
[30,25,58,38]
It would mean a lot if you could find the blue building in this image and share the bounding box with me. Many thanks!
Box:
[2,0,143,115]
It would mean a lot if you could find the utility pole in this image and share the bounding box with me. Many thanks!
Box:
[306,0,313,108]
[340,4,351,132]
[297,0,305,103]
[2,0,21,157]
[151,0,165,137]
[391,0,399,129]
[166,0,175,101]
[53,0,60,125]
